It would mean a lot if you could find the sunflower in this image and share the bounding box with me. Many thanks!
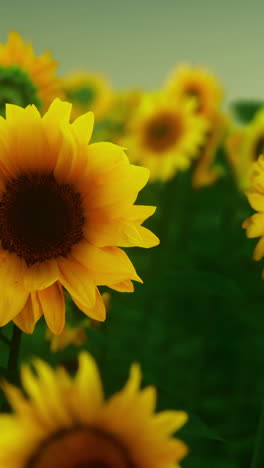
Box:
[62,71,113,121]
[226,108,264,190]
[242,155,264,262]
[46,319,89,352]
[123,92,208,182]
[192,112,227,188]
[165,64,223,117]
[0,31,60,115]
[0,352,188,468]
[93,88,143,144]
[0,99,159,334]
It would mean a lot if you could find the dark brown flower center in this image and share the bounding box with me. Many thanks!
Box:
[25,426,135,468]
[254,135,264,160]
[0,172,85,266]
[144,112,183,153]
[185,86,203,112]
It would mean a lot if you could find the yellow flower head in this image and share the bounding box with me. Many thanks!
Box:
[243,155,264,262]
[227,108,264,190]
[46,319,89,352]
[0,31,60,115]
[192,112,227,188]
[165,64,223,118]
[0,99,159,334]
[123,92,208,182]
[0,352,188,468]
[101,89,143,144]
[62,71,113,120]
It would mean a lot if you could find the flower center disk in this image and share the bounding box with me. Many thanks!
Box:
[67,85,97,109]
[0,172,85,265]
[254,135,264,160]
[26,426,135,468]
[0,65,42,116]
[144,112,183,153]
[185,85,203,112]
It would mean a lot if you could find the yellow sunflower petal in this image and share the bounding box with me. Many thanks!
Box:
[107,279,135,292]
[247,191,264,212]
[72,111,94,144]
[13,292,42,334]
[153,410,188,435]
[42,99,72,150]
[253,237,264,261]
[243,213,264,238]
[72,243,142,283]
[43,98,72,126]
[20,364,59,429]
[23,260,60,292]
[30,359,72,425]
[38,282,65,335]
[75,351,104,411]
[53,123,78,183]
[137,225,160,248]
[72,287,106,321]
[58,256,96,309]
[0,255,28,326]
[125,205,157,223]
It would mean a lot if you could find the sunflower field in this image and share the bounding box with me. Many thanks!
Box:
[0,28,263,468]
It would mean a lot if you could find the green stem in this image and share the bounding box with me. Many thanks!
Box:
[250,397,264,468]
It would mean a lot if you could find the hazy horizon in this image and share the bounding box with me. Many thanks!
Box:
[0,0,263,105]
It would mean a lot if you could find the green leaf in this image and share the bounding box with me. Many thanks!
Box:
[180,411,226,442]
[231,100,264,123]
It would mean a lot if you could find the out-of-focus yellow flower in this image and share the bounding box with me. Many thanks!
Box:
[226,108,264,190]
[0,31,60,115]
[123,92,208,182]
[92,89,143,144]
[62,71,113,120]
[46,319,89,352]
[192,112,227,188]
[226,128,244,169]
[0,99,159,335]
[0,352,188,467]
[165,64,223,118]
[242,155,264,263]
[47,292,111,351]
[103,89,143,144]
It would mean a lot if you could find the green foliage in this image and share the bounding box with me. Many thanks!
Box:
[231,100,264,124]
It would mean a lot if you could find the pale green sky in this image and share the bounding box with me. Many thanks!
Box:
[0,0,263,103]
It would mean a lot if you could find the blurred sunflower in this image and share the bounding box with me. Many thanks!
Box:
[226,108,264,190]
[46,319,89,352]
[0,99,158,334]
[62,71,113,120]
[0,352,188,468]
[0,31,60,115]
[165,64,223,117]
[94,88,143,144]
[242,155,264,262]
[124,92,208,182]
[192,112,227,188]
